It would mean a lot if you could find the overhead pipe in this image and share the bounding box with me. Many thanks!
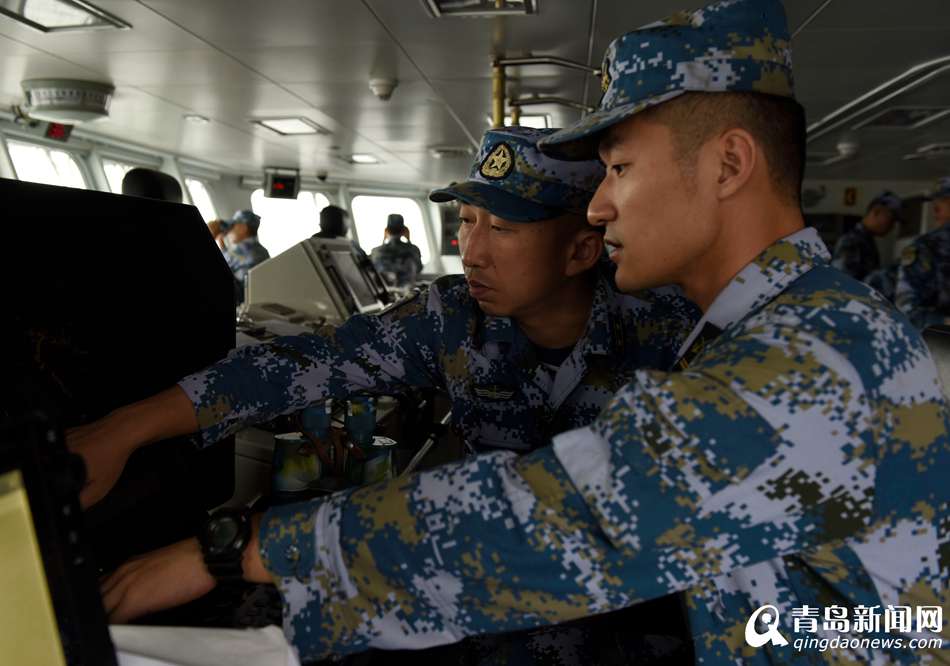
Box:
[791,0,834,39]
[807,55,950,143]
[509,96,596,114]
[491,60,506,128]
[495,55,600,77]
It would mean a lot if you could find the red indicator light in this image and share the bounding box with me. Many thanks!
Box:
[451,239,458,246]
[274,182,285,190]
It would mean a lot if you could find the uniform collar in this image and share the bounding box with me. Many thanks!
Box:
[676,227,829,360]
[477,269,618,358]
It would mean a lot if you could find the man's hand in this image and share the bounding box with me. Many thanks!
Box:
[66,387,200,508]
[67,413,140,509]
[101,538,215,624]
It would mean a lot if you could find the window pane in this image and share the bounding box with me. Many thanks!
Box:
[251,189,321,257]
[185,178,217,222]
[102,159,136,193]
[7,140,87,189]
[351,195,430,265]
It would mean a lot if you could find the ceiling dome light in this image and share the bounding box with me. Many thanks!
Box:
[21,78,115,123]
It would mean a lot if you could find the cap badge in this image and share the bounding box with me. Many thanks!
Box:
[479,142,514,180]
[600,58,611,94]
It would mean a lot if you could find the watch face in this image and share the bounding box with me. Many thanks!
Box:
[209,517,239,553]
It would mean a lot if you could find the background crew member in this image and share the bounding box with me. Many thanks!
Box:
[73,2,949,663]
[74,126,698,663]
[223,209,270,286]
[896,176,950,328]
[831,190,902,281]
[370,213,424,287]
[312,204,350,239]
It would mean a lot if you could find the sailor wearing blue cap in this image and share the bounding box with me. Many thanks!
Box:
[223,208,270,293]
[75,3,948,664]
[832,190,902,282]
[897,176,950,327]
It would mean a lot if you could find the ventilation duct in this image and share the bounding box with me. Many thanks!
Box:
[853,106,950,130]
[21,78,114,123]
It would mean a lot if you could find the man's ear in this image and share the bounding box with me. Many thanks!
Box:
[565,228,604,277]
[714,128,757,200]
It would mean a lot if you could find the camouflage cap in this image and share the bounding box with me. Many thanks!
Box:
[231,209,261,231]
[538,0,794,160]
[925,176,950,201]
[429,126,605,223]
[868,190,903,221]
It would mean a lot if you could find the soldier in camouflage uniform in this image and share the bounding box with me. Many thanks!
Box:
[896,177,950,328]
[831,191,902,282]
[370,214,424,287]
[224,208,271,284]
[80,127,700,663]
[82,2,949,663]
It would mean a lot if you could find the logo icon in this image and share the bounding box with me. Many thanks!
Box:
[600,58,611,94]
[745,605,789,648]
[479,143,514,180]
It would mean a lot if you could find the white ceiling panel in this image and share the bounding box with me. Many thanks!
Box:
[0,0,946,185]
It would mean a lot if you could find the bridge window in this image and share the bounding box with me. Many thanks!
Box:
[7,140,87,189]
[351,195,430,265]
[184,178,217,222]
[102,159,137,193]
[250,189,331,257]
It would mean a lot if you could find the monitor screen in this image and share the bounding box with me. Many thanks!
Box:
[330,249,378,309]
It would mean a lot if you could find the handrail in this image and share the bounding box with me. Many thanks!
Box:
[495,56,600,76]
[807,55,950,143]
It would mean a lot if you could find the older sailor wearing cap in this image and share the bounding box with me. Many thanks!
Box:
[896,176,950,328]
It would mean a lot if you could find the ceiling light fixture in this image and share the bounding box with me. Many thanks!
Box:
[349,154,379,164]
[0,0,130,32]
[424,0,538,18]
[184,114,210,125]
[252,117,328,136]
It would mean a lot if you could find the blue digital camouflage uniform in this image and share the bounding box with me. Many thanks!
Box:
[225,236,271,283]
[864,262,898,301]
[259,228,949,665]
[248,1,949,664]
[370,238,423,287]
[896,178,950,329]
[895,225,950,329]
[831,224,880,281]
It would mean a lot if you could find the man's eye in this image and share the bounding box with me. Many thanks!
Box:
[459,217,473,225]
[491,225,512,233]
[611,164,626,175]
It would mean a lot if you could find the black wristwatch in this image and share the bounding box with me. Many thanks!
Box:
[198,508,252,582]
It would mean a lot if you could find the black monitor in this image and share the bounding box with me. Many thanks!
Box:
[0,177,236,571]
[0,413,117,666]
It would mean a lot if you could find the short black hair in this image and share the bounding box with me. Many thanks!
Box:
[644,92,806,205]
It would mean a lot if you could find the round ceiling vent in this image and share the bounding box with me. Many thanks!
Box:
[21,78,115,124]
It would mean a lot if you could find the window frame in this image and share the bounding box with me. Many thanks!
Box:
[3,135,93,190]
[348,192,434,266]
[183,176,219,222]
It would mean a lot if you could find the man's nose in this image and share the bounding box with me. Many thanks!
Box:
[587,181,615,228]
[461,223,489,268]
